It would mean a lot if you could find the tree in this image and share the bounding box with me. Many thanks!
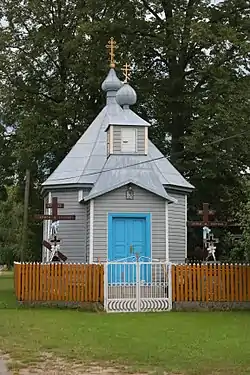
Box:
[119,0,250,220]
[0,187,23,266]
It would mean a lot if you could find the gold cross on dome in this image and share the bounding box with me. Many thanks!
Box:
[106,37,117,68]
[121,63,131,83]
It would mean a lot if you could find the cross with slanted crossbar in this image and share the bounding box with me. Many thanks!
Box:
[34,197,75,262]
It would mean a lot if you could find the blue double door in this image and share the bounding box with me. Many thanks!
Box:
[108,215,151,284]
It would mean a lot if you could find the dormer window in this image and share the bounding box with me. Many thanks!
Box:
[121,127,136,153]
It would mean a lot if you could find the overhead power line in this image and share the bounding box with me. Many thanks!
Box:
[47,129,250,182]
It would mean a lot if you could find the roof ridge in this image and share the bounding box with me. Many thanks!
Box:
[148,140,170,184]
[76,109,108,184]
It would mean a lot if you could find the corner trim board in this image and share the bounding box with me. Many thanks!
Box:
[89,199,94,263]
[78,189,84,202]
[145,127,148,155]
[110,125,114,154]
[165,201,169,261]
[46,192,52,262]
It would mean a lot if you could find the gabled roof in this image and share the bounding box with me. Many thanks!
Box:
[42,68,194,194]
[84,155,177,202]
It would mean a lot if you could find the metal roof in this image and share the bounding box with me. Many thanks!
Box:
[84,155,177,202]
[42,68,194,196]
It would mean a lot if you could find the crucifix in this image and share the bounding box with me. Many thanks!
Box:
[205,233,219,261]
[187,202,239,261]
[121,63,131,83]
[106,37,117,68]
[34,197,76,262]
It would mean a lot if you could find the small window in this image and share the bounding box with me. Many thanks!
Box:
[121,128,136,153]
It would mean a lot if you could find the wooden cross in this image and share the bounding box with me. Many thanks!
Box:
[34,197,76,222]
[106,37,117,68]
[42,240,67,263]
[187,202,239,228]
[35,196,75,262]
[121,63,131,83]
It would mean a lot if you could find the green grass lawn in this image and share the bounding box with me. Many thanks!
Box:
[1,273,250,374]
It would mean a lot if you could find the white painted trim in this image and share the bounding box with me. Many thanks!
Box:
[165,201,169,261]
[46,192,52,262]
[150,213,152,261]
[89,199,94,263]
[109,125,114,154]
[78,189,84,202]
[185,194,188,259]
[145,127,148,155]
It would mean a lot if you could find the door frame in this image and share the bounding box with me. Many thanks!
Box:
[107,213,151,261]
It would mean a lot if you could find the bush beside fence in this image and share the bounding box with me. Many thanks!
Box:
[172,263,250,302]
[14,262,104,303]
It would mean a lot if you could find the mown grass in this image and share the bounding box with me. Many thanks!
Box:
[0,272,250,374]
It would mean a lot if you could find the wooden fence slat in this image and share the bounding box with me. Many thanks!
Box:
[172,265,176,302]
[32,263,36,301]
[17,264,21,300]
[35,263,39,300]
[226,264,230,301]
[222,264,226,301]
[39,264,42,300]
[91,265,94,302]
[209,264,213,301]
[230,264,235,302]
[197,264,201,301]
[100,265,104,302]
[213,263,217,302]
[239,265,243,302]
[242,265,247,301]
[184,265,188,301]
[81,265,85,302]
[235,264,239,301]
[217,264,221,301]
[247,265,250,301]
[192,265,196,301]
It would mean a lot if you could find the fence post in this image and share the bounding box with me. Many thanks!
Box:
[104,263,108,311]
[136,261,140,312]
[168,263,172,311]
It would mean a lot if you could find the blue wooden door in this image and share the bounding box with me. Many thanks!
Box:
[109,216,150,284]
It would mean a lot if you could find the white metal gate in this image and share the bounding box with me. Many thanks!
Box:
[104,259,172,313]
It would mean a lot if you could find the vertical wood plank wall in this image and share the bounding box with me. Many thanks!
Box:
[14,263,250,304]
[14,263,104,303]
[172,264,250,302]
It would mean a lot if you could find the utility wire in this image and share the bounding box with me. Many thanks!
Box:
[47,129,250,182]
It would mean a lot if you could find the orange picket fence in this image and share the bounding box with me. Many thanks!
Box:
[172,263,250,302]
[14,262,104,303]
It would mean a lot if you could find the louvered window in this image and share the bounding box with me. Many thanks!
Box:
[121,128,136,153]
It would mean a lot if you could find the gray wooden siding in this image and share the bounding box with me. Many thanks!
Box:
[42,189,88,263]
[167,192,186,263]
[93,185,166,262]
[113,126,145,154]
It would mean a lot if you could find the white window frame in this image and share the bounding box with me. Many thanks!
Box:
[120,127,137,153]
